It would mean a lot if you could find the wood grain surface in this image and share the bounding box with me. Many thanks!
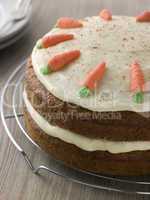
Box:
[0,0,150,199]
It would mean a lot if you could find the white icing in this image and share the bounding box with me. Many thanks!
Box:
[32,16,150,113]
[23,90,150,154]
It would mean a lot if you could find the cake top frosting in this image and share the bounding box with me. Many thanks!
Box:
[32,15,150,113]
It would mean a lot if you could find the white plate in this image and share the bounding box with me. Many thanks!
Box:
[0,26,29,50]
[0,3,5,29]
[0,0,31,43]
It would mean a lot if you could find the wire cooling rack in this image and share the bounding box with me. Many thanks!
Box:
[1,60,150,195]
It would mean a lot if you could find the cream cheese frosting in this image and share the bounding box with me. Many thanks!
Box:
[23,90,150,153]
[32,16,150,112]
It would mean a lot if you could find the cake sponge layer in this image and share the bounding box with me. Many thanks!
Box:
[24,107,150,176]
[25,59,150,141]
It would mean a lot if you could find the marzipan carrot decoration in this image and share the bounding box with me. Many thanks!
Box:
[136,11,150,22]
[99,9,112,21]
[41,50,80,75]
[37,34,74,49]
[57,17,83,28]
[130,61,145,103]
[79,62,106,97]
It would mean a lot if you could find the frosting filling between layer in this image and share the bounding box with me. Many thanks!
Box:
[23,90,150,154]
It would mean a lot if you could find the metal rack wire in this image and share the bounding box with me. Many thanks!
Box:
[1,60,150,195]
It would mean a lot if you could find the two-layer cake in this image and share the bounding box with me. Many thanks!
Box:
[23,10,150,175]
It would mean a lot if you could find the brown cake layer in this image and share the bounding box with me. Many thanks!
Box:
[24,108,150,176]
[25,59,150,141]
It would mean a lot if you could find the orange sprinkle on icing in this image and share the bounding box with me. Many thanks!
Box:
[99,9,112,21]
[57,17,83,28]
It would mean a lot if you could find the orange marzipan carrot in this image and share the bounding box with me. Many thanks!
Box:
[47,50,80,72]
[99,9,112,21]
[136,11,150,22]
[81,62,106,90]
[130,61,145,92]
[38,34,74,49]
[57,17,83,28]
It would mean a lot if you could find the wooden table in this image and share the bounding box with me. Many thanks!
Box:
[0,0,150,199]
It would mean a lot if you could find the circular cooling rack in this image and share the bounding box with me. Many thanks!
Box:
[1,60,150,195]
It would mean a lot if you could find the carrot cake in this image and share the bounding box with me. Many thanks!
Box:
[23,10,150,175]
